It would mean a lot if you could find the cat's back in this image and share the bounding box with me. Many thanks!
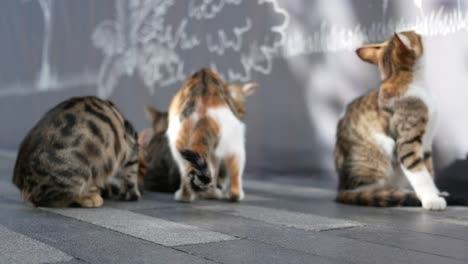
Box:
[13,96,127,190]
[337,89,386,137]
[169,69,234,121]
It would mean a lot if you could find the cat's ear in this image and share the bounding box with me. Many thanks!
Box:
[394,32,412,51]
[241,83,258,97]
[144,105,161,123]
[145,105,168,132]
[138,128,153,147]
[356,44,383,64]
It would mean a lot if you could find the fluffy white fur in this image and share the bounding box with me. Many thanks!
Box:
[372,133,395,157]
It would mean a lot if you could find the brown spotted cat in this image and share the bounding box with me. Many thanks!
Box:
[166,68,257,202]
[13,96,145,207]
[335,31,464,210]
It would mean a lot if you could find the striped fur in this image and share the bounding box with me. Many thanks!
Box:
[336,188,421,207]
[166,69,257,202]
[336,31,459,210]
[12,96,145,207]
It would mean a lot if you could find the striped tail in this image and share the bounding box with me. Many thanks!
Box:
[179,149,211,192]
[336,188,421,207]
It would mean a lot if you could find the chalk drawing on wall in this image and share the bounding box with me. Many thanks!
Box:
[0,0,98,98]
[1,0,467,100]
[92,0,289,98]
[282,1,468,58]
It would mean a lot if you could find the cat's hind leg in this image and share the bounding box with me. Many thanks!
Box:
[27,172,94,208]
[225,150,245,202]
[335,145,420,206]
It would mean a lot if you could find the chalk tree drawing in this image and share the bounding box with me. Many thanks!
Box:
[0,0,97,98]
[92,0,289,98]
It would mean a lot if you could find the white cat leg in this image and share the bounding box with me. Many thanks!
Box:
[401,166,446,210]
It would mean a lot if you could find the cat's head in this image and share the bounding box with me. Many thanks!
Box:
[356,31,423,79]
[144,105,169,135]
[137,106,168,149]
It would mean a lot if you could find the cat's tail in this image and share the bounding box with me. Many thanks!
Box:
[336,188,467,207]
[179,149,211,192]
[335,188,421,207]
[441,193,467,206]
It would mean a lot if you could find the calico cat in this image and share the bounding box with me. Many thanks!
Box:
[139,106,229,193]
[335,31,461,210]
[13,96,145,207]
[166,68,257,202]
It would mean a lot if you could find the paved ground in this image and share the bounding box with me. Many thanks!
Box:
[1,156,467,264]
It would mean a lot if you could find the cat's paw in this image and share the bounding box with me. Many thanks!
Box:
[101,183,120,199]
[421,196,446,210]
[77,193,104,208]
[229,188,245,202]
[119,188,141,201]
[174,189,195,203]
[202,187,223,200]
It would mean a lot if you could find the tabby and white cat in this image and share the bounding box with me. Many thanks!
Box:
[166,68,257,202]
[335,31,463,210]
[13,96,145,207]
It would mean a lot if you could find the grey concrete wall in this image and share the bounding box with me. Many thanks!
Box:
[1,0,468,191]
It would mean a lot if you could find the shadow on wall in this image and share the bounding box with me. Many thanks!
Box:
[283,0,468,187]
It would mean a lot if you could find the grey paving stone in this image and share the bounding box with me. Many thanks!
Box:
[327,226,468,261]
[0,200,216,264]
[49,259,88,264]
[43,207,237,246]
[2,163,468,264]
[395,207,468,222]
[177,239,344,264]
[0,224,72,264]
[123,192,272,210]
[197,204,363,231]
[250,196,468,240]
[140,207,467,264]
[104,194,176,210]
[245,179,335,199]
